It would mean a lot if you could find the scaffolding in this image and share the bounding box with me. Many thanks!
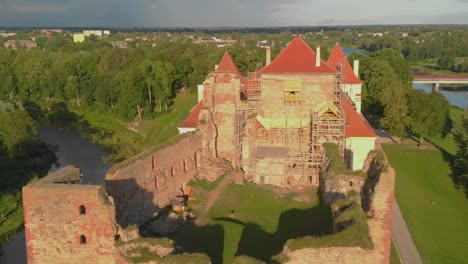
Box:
[249,67,346,188]
[247,73,261,112]
[235,107,247,169]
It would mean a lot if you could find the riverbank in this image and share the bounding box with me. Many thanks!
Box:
[38,90,198,163]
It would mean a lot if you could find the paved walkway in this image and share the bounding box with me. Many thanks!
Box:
[392,201,424,264]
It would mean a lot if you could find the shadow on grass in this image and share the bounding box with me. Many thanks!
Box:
[212,203,332,263]
[165,221,225,264]
[422,137,468,199]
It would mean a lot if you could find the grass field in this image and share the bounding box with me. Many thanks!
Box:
[383,142,468,264]
[410,58,467,75]
[168,183,332,264]
[390,241,401,264]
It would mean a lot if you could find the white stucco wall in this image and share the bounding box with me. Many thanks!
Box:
[343,84,362,113]
[178,127,197,135]
[345,137,376,171]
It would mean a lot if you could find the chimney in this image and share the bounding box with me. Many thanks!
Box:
[266,46,271,66]
[353,60,359,77]
[215,64,218,70]
[315,45,321,67]
[197,84,204,102]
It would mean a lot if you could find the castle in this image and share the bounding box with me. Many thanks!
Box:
[22,37,394,264]
[179,36,376,188]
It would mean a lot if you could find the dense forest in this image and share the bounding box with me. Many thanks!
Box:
[0,37,269,121]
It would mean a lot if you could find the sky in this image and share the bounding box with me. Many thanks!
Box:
[0,0,467,27]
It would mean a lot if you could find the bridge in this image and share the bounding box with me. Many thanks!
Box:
[413,74,468,92]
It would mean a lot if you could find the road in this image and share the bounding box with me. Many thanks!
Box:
[392,201,424,264]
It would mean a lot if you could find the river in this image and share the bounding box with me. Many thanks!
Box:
[343,47,468,109]
[0,127,110,264]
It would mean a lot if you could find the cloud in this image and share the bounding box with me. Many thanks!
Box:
[0,0,466,27]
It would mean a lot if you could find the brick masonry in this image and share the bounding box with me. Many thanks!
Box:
[23,180,121,264]
[105,132,204,226]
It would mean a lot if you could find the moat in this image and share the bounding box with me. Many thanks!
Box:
[0,126,110,264]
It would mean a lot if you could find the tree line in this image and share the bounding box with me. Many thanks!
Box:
[349,48,451,143]
[0,37,266,121]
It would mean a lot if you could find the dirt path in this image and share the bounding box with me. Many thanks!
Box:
[202,170,235,214]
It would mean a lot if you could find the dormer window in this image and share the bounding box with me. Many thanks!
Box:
[284,80,303,103]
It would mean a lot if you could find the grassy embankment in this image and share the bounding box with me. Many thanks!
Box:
[410,58,468,76]
[383,107,468,263]
[73,91,198,162]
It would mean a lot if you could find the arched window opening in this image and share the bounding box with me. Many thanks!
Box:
[79,205,86,215]
[80,235,87,245]
[349,181,353,187]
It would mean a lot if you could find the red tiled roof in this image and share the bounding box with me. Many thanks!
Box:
[216,51,244,81]
[260,37,338,74]
[179,100,204,128]
[343,98,376,137]
[327,43,362,85]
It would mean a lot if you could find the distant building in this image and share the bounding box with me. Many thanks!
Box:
[83,30,103,37]
[39,29,63,36]
[3,40,37,50]
[0,32,17,38]
[358,32,384,38]
[396,32,409,38]
[73,34,86,43]
[194,37,237,48]
[109,41,128,49]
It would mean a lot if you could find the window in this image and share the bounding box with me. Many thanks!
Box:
[349,181,353,187]
[284,80,303,103]
[284,91,302,103]
[79,205,86,215]
[80,235,87,245]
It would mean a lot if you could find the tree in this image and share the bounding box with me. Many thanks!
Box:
[452,112,468,189]
[407,90,450,144]
[438,55,455,70]
[379,83,409,142]
[0,110,37,158]
[360,59,398,118]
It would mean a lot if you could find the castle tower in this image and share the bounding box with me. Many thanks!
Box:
[199,52,242,167]
[328,43,363,113]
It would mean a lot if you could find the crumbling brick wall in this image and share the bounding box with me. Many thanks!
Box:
[282,147,395,264]
[201,72,240,167]
[23,167,120,264]
[320,155,365,204]
[106,132,204,226]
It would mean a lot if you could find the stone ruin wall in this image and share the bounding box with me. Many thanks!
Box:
[23,181,125,264]
[202,72,240,167]
[283,148,395,264]
[105,132,204,227]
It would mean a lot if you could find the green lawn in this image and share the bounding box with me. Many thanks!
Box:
[383,142,468,264]
[410,58,467,75]
[390,240,401,264]
[168,183,332,264]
